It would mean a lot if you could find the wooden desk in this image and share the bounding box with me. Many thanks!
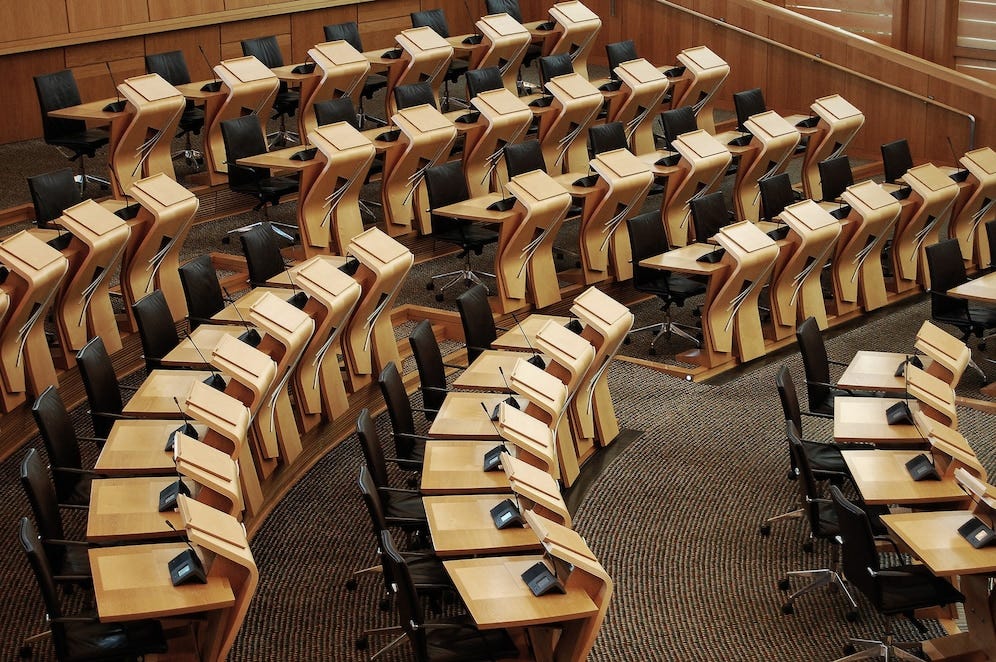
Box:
[428,392,511,439]
[94,419,207,475]
[424,494,542,557]
[421,440,512,495]
[444,555,598,629]
[161,325,250,368]
[493,316,572,351]
[841,450,969,506]
[87,477,183,543]
[950,146,996,269]
[833,397,927,446]
[48,99,131,197]
[123,370,216,417]
[89,542,235,621]
[836,350,910,394]
[210,287,295,323]
[454,350,538,391]
[948,270,996,304]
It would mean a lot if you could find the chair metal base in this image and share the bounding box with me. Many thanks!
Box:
[224,220,298,244]
[266,129,300,149]
[628,316,701,354]
[834,636,924,661]
[172,147,204,167]
[759,507,804,537]
[428,268,494,300]
[780,567,857,614]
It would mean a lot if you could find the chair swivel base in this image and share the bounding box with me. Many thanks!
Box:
[834,636,924,661]
[627,318,700,355]
[266,129,300,149]
[778,567,856,615]
[222,220,298,244]
[172,147,204,167]
[74,174,110,193]
[427,267,494,301]
[758,507,804,537]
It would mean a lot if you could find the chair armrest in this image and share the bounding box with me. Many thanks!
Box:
[828,359,849,368]
[78,435,105,445]
[50,616,99,624]
[394,432,432,441]
[420,386,451,393]
[443,362,466,370]
[119,385,140,393]
[800,410,834,420]
[380,486,421,497]
[873,535,903,556]
[53,466,100,477]
[45,537,89,547]
[805,378,855,395]
[53,574,92,583]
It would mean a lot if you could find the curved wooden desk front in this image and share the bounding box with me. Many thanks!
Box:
[891,162,959,292]
[113,74,185,195]
[661,129,732,248]
[386,26,454,118]
[605,58,669,157]
[537,72,603,175]
[800,94,865,201]
[949,146,996,269]
[299,40,370,143]
[543,0,601,80]
[472,12,533,95]
[672,45,729,134]
[463,88,533,198]
[732,111,800,223]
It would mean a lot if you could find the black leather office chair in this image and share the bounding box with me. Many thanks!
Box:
[689,190,734,243]
[626,211,705,354]
[239,221,288,288]
[758,172,799,221]
[26,168,82,229]
[925,238,996,349]
[464,66,503,100]
[986,218,996,274]
[132,290,181,373]
[881,138,914,185]
[31,386,99,507]
[410,9,469,110]
[19,517,170,662]
[830,484,964,656]
[145,50,206,166]
[33,69,110,194]
[355,408,428,531]
[219,115,299,219]
[380,528,520,662]
[314,97,361,129]
[241,36,300,146]
[408,319,465,418]
[394,81,438,111]
[588,121,627,157]
[733,87,766,132]
[324,22,388,127]
[796,315,861,417]
[423,161,499,299]
[179,255,226,329]
[377,362,429,469]
[456,284,499,364]
[20,448,91,586]
[659,105,697,152]
[538,52,574,87]
[605,40,638,79]
[76,336,136,440]
[818,155,853,203]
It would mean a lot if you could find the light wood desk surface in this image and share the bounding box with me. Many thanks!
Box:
[882,510,996,576]
[492,315,570,351]
[444,555,598,629]
[421,440,512,495]
[428,392,511,439]
[210,287,294,323]
[454,350,537,391]
[423,494,541,557]
[841,450,969,506]
[87,477,183,543]
[833,396,927,445]
[432,192,521,224]
[639,242,729,277]
[948,271,996,304]
[94,420,207,475]
[123,370,216,417]
[837,350,915,394]
[89,543,234,622]
[48,97,125,122]
[160,325,249,368]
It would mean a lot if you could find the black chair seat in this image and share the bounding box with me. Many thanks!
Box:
[446,59,470,82]
[64,616,167,661]
[878,564,966,614]
[57,544,91,580]
[802,439,847,476]
[255,175,299,200]
[395,441,426,472]
[406,554,451,589]
[52,130,110,156]
[273,89,300,117]
[363,74,388,98]
[968,303,996,329]
[642,273,706,303]
[63,474,93,507]
[434,223,499,254]
[423,620,519,662]
[179,105,205,134]
[383,490,427,523]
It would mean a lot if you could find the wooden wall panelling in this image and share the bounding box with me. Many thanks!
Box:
[846,76,928,158]
[359,0,410,22]
[1,48,66,146]
[583,0,618,63]
[148,0,226,22]
[289,6,356,63]
[66,0,150,33]
[220,15,292,61]
[430,0,476,38]
[145,25,224,83]
[225,0,272,10]
[0,0,69,43]
[66,37,147,102]
[925,74,995,157]
[359,17,411,52]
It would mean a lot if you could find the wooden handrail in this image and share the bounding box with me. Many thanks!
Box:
[658,0,979,149]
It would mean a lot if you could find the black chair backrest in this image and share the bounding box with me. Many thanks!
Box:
[324,22,364,51]
[314,98,359,129]
[30,386,85,504]
[538,53,573,87]
[605,40,638,78]
[660,106,697,151]
[239,222,286,288]
[627,211,671,290]
[829,484,880,602]
[796,316,832,415]
[220,115,270,190]
[394,82,437,111]
[424,161,470,235]
[818,155,853,202]
[456,284,496,364]
[408,320,448,415]
[504,140,546,179]
[377,362,420,460]
[689,191,731,242]
[27,168,82,228]
[20,517,68,656]
[20,448,69,569]
[987,219,996,271]
[76,336,124,439]
[241,35,285,68]
[411,8,451,37]
[787,421,835,540]
[132,290,180,372]
[588,121,627,156]
[733,87,766,132]
[357,467,397,598]
[178,255,226,328]
[379,529,431,660]
[758,172,795,221]
[356,408,391,489]
[485,0,523,23]
[881,139,913,185]
[465,67,503,99]
[34,70,86,142]
[145,50,192,86]
[926,238,970,322]
[774,365,804,434]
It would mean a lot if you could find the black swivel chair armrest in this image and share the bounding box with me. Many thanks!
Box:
[380,486,422,497]
[51,616,101,624]
[394,431,433,441]
[420,385,451,394]
[53,466,101,477]
[45,537,90,547]
[801,409,834,420]
[873,535,905,557]
[805,378,855,396]
[53,574,93,583]
[79,435,105,444]
[828,359,850,368]
[443,361,466,370]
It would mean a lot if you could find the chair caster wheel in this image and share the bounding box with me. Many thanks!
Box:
[356,636,369,650]
[777,578,790,591]
[787,469,797,480]
[379,598,391,611]
[435,293,444,302]
[19,646,32,659]
[426,282,435,290]
[846,610,859,623]
[464,278,473,287]
[781,602,794,615]
[648,347,657,356]
[803,541,814,553]
[843,644,856,655]
[623,336,631,345]
[759,524,771,537]
[345,578,358,591]
[222,236,231,245]
[980,342,987,351]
